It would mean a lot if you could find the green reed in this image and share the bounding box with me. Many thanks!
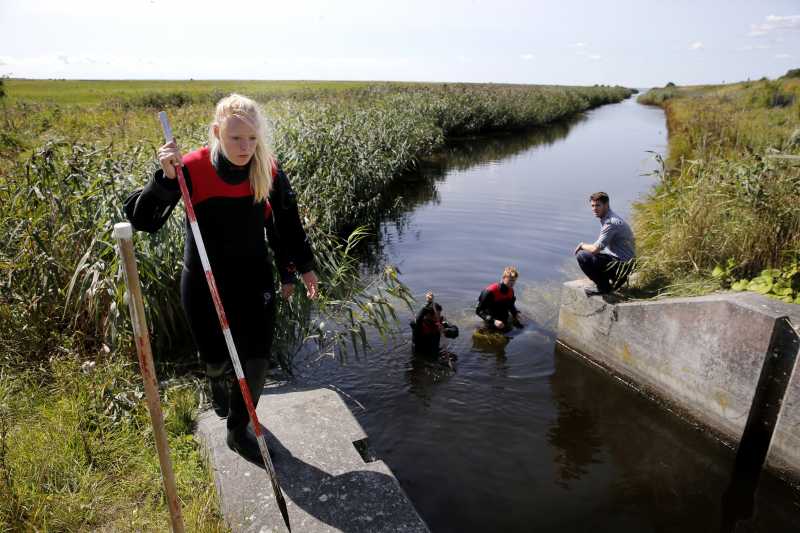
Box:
[632,76,800,296]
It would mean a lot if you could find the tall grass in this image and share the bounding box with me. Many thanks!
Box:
[632,77,800,295]
[0,80,632,528]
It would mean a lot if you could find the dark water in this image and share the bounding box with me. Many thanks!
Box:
[296,97,800,532]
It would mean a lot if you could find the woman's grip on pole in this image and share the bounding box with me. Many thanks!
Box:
[158,140,183,180]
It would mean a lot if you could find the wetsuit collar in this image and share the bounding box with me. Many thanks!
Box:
[213,151,251,185]
[499,282,510,293]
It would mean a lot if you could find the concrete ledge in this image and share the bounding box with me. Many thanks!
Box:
[769,308,800,482]
[196,385,429,532]
[556,279,800,482]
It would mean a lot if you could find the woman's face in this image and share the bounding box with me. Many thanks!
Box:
[216,115,258,166]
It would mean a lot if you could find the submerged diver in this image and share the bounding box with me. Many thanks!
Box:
[476,266,523,331]
[410,292,459,357]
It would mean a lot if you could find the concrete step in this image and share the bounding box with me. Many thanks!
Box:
[196,384,429,533]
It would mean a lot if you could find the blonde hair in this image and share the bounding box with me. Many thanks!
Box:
[208,93,275,202]
[503,266,519,280]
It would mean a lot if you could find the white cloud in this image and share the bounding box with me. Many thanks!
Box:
[570,42,586,48]
[587,54,602,60]
[520,53,535,61]
[776,53,792,59]
[748,14,800,37]
[689,41,704,50]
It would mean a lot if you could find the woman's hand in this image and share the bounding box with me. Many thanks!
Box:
[158,140,183,179]
[301,271,319,299]
[281,271,319,300]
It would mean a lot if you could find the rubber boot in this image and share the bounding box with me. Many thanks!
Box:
[226,358,276,464]
[206,360,234,418]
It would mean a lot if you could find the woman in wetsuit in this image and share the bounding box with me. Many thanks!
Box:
[124,93,317,463]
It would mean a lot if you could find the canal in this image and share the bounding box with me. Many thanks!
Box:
[295,95,800,532]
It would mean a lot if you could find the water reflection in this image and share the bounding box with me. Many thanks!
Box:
[549,344,800,532]
[404,353,456,405]
[361,115,586,271]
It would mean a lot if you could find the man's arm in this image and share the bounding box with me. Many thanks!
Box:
[574,242,601,255]
[475,290,494,322]
[575,221,612,255]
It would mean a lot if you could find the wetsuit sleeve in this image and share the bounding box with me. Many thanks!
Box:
[415,305,429,325]
[123,167,187,233]
[265,165,315,283]
[510,295,519,317]
[416,304,441,326]
[476,289,494,322]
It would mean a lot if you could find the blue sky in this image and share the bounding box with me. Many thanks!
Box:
[1,0,798,86]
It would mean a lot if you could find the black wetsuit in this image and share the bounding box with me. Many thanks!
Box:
[124,147,313,432]
[476,282,518,327]
[412,302,443,355]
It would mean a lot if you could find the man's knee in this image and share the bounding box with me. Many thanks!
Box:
[576,250,594,265]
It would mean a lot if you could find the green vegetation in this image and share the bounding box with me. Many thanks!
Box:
[0,79,632,529]
[633,76,800,299]
[782,68,800,80]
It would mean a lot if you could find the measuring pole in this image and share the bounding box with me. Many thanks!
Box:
[157,112,291,532]
[113,222,185,533]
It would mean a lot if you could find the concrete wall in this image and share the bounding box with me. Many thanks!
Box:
[556,279,800,482]
[768,307,800,480]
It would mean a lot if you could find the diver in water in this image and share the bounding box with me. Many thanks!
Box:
[410,292,459,358]
[476,266,523,331]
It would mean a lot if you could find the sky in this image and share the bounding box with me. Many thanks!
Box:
[0,0,798,87]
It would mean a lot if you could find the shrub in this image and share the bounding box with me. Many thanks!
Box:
[633,79,800,296]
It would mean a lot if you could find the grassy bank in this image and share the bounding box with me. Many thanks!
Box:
[0,80,632,529]
[633,73,800,300]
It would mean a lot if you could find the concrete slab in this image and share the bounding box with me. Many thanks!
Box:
[556,280,800,482]
[196,384,429,533]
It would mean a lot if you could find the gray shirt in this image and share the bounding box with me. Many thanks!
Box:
[593,208,635,261]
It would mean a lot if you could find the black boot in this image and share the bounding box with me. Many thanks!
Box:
[226,422,277,466]
[226,358,276,464]
[206,360,234,418]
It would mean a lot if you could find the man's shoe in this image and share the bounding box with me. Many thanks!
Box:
[584,286,610,296]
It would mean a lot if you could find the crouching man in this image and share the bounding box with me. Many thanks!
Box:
[574,192,635,296]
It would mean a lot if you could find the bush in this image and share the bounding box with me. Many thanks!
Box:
[782,68,800,79]
[633,78,800,296]
[751,81,796,108]
[130,91,194,109]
